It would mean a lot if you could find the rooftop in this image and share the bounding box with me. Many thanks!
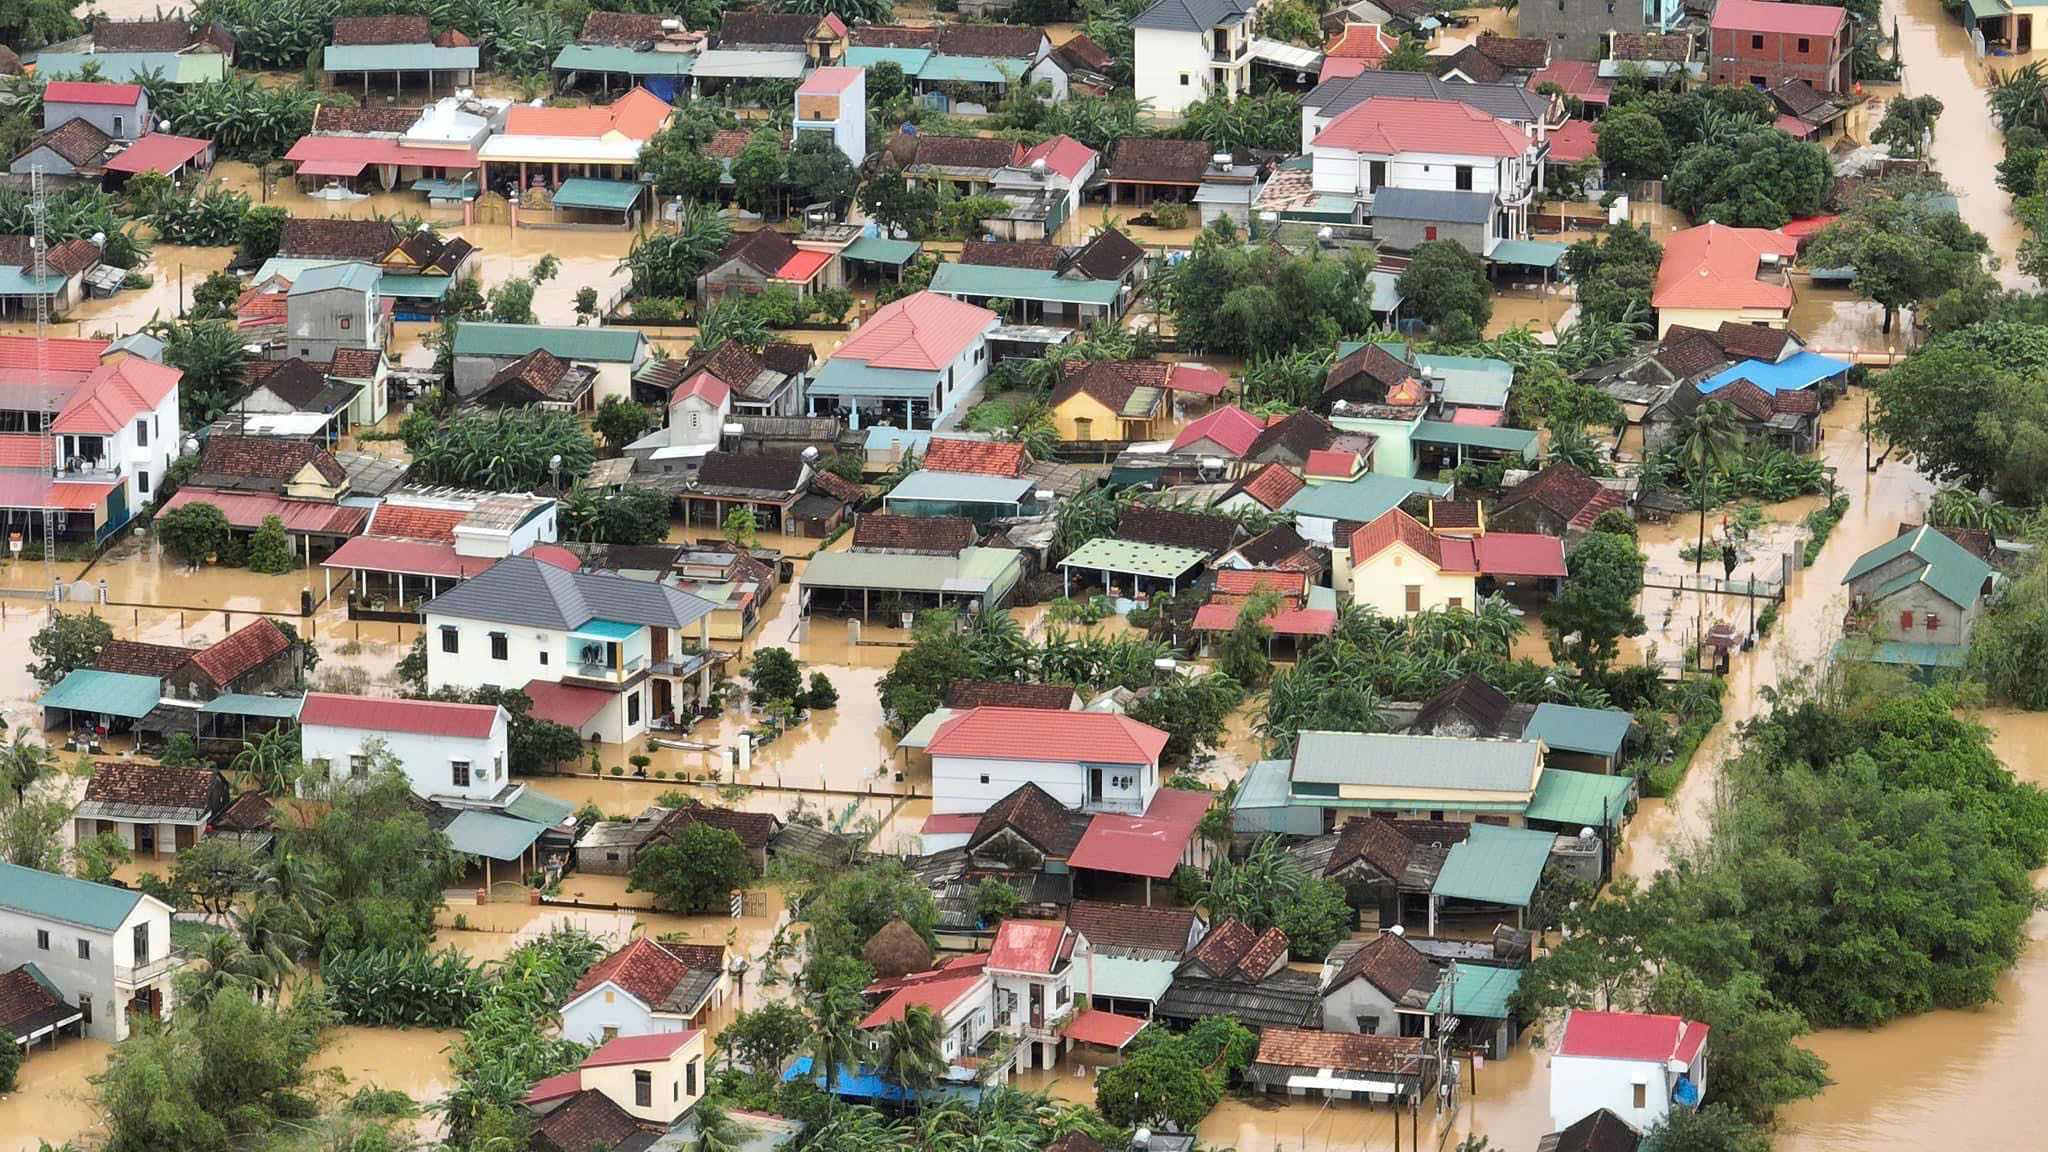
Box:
[927,706,1168,766]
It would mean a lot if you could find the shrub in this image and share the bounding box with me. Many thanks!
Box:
[609,765,624,776]
[1151,201,1191,229]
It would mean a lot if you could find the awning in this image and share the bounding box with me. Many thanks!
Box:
[1967,0,2006,24]
[842,235,923,266]
[504,787,576,827]
[1426,962,1521,1019]
[200,694,304,719]
[1057,537,1208,581]
[522,677,611,728]
[1286,1074,1402,1094]
[897,707,955,750]
[1524,703,1633,757]
[1431,823,1556,907]
[551,177,645,213]
[40,669,162,719]
[323,534,493,580]
[1062,1009,1147,1049]
[1488,239,1569,269]
[444,809,547,860]
[1524,768,1634,829]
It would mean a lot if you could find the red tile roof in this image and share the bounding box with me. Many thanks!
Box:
[572,937,691,1005]
[1558,1010,1710,1064]
[1350,508,1455,569]
[50,356,180,436]
[1233,462,1306,510]
[1710,0,1846,36]
[0,965,69,1037]
[103,133,211,175]
[1546,119,1599,165]
[1191,600,1337,636]
[0,434,52,469]
[922,437,1027,477]
[505,87,670,141]
[192,618,291,688]
[1498,463,1605,522]
[1017,134,1097,181]
[158,487,367,536]
[989,919,1072,974]
[1067,901,1199,955]
[583,1030,700,1067]
[1214,567,1308,597]
[856,513,976,554]
[1530,59,1612,104]
[95,638,196,678]
[1067,788,1210,879]
[43,81,141,106]
[1255,1028,1427,1075]
[1653,222,1798,312]
[300,692,500,739]
[1313,97,1528,157]
[927,706,1168,766]
[1325,22,1398,60]
[1171,404,1266,456]
[860,957,988,1028]
[1475,532,1567,579]
[369,503,467,541]
[523,678,613,728]
[833,291,995,372]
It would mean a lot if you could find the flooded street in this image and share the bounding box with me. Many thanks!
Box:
[0,1038,108,1152]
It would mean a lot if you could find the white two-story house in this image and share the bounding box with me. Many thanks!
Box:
[51,351,184,521]
[988,919,1077,1071]
[1133,0,1261,119]
[859,955,997,1082]
[0,862,177,1042]
[1309,96,1544,256]
[924,706,1169,816]
[298,693,510,801]
[421,554,717,745]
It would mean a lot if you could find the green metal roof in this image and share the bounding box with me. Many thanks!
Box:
[452,322,645,362]
[918,54,1026,84]
[1487,239,1569,269]
[553,43,698,76]
[898,707,956,750]
[1413,421,1541,456]
[1524,768,1634,829]
[324,43,481,73]
[1057,537,1209,581]
[1968,0,2007,23]
[1842,525,1995,613]
[1235,758,1294,810]
[36,51,226,83]
[1524,703,1633,757]
[201,694,305,719]
[39,669,162,719]
[799,546,1024,598]
[552,177,645,212]
[1081,954,1175,1003]
[843,45,935,73]
[291,261,380,295]
[377,274,455,301]
[884,469,1036,505]
[1348,342,1516,409]
[1431,823,1555,907]
[1292,732,1542,792]
[412,177,480,201]
[1426,962,1521,1019]
[0,267,65,296]
[1837,639,1970,668]
[504,787,576,827]
[843,235,924,265]
[930,262,1124,307]
[809,357,939,399]
[0,860,145,931]
[443,809,547,860]
[1281,474,1452,521]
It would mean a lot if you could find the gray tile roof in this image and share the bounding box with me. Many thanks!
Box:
[1307,71,1550,125]
[1371,187,1494,225]
[424,555,714,632]
[1291,731,1543,792]
[1133,0,1256,32]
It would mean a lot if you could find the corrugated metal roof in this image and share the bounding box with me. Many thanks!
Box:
[1426,962,1520,1018]
[1430,822,1554,906]
[843,235,924,265]
[0,861,146,931]
[1412,421,1541,455]
[1371,187,1495,225]
[808,358,941,399]
[799,546,1023,597]
[36,51,226,83]
[884,469,1036,505]
[1058,537,1208,580]
[444,809,548,860]
[300,692,501,739]
[200,694,304,718]
[39,669,162,719]
[1075,954,1175,1003]
[1292,732,1543,792]
[552,43,698,76]
[452,322,645,362]
[1524,767,1633,828]
[552,177,644,212]
[1282,474,1452,521]
[1843,525,1994,613]
[917,54,1026,83]
[505,787,576,826]
[1523,704,1633,757]
[930,262,1124,307]
[323,43,481,71]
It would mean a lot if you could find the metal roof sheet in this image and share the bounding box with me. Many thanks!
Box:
[452,322,644,362]
[1370,186,1495,224]
[1430,822,1554,906]
[35,51,226,83]
[1425,962,1521,1018]
[444,809,548,860]
[842,235,924,265]
[1523,704,1633,757]
[200,694,304,718]
[1524,767,1634,828]
[1412,421,1542,455]
[931,262,1124,307]
[883,469,1037,504]
[1293,731,1544,792]
[323,43,480,71]
[1058,537,1208,580]
[39,669,162,719]
[799,546,1023,597]
[1281,473,1451,521]
[918,54,1026,83]
[0,861,145,931]
[552,177,644,212]
[424,554,714,632]
[552,43,698,76]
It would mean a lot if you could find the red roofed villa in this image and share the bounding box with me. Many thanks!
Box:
[811,291,999,430]
[0,338,183,545]
[1652,221,1799,336]
[926,706,1170,817]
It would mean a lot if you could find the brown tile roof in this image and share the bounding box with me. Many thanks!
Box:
[705,129,753,159]
[968,782,1083,858]
[581,10,669,43]
[198,435,348,487]
[923,437,1028,477]
[1329,931,1433,1001]
[693,340,770,388]
[1326,817,1413,879]
[852,25,941,49]
[1053,33,1114,72]
[482,348,579,404]
[810,469,862,504]
[0,965,70,1039]
[1430,499,1482,530]
[192,618,292,688]
[1233,523,1317,568]
[251,357,355,412]
[1118,504,1238,555]
[656,801,778,850]
[1183,916,1286,980]
[43,238,101,277]
[1769,78,1830,119]
[960,240,1065,270]
[1069,228,1145,281]
[1436,44,1507,84]
[30,118,112,168]
[938,23,1044,58]
[93,18,198,50]
[854,513,976,554]
[1552,1109,1644,1152]
[571,936,690,1003]
[1068,901,1198,955]
[1230,462,1307,512]
[945,679,1076,711]
[1651,326,1731,381]
[1715,377,1777,423]
[214,791,276,832]
[696,451,806,494]
[760,342,815,376]
[1474,34,1550,70]
[1326,342,1417,398]
[1255,1028,1428,1075]
[1240,926,1288,977]
[1248,410,1340,463]
[1498,462,1604,521]
[96,639,197,678]
[82,762,221,815]
[278,217,399,261]
[720,228,799,276]
[719,9,825,46]
[912,134,1022,171]
[1771,387,1819,416]
[1610,32,1692,61]
[371,503,466,541]
[332,14,431,44]
[1714,321,1792,361]
[531,1090,656,1152]
[331,347,383,379]
[1052,359,1168,416]
[1109,137,1212,186]
[1413,673,1514,736]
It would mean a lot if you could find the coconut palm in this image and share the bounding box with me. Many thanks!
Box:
[693,1100,748,1152]
[619,201,732,299]
[0,728,54,806]
[183,931,268,1010]
[236,890,313,981]
[807,982,865,1104]
[1674,399,1745,577]
[874,1002,948,1107]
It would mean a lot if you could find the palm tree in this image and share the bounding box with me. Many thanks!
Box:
[808,983,864,1105]
[0,728,54,806]
[1674,399,1745,578]
[235,890,312,984]
[692,1100,747,1152]
[183,931,266,1009]
[875,1002,948,1107]
[232,723,301,797]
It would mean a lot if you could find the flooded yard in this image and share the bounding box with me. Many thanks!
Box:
[0,1037,109,1152]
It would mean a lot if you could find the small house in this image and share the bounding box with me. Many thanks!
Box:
[926,708,1168,816]
[1153,918,1321,1032]
[322,15,479,97]
[987,919,1078,1070]
[1244,1028,1432,1105]
[0,861,177,1042]
[1842,524,1998,656]
[1318,929,1440,1037]
[71,762,227,858]
[299,693,509,802]
[1067,900,1206,1017]
[1549,1010,1708,1133]
[1652,222,1797,337]
[558,937,731,1044]
[525,1029,708,1131]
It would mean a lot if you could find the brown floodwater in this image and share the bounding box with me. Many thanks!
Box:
[0,1037,109,1152]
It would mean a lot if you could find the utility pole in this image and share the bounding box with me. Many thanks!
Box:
[30,166,55,608]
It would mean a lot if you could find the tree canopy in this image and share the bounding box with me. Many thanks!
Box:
[1666,128,1832,227]
[1872,319,2048,504]
[630,822,755,914]
[1397,239,1493,339]
[1158,227,1379,357]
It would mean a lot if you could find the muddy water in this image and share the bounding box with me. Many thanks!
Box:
[316,1025,460,1141]
[1886,0,2031,284]
[0,1037,109,1152]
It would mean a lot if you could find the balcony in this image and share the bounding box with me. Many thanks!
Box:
[1080,794,1145,816]
[58,457,121,482]
[117,950,182,986]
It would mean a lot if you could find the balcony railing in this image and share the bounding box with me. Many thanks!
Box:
[117,951,182,986]
[1081,795,1145,815]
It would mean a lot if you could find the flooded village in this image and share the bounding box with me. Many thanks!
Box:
[4,0,2048,1150]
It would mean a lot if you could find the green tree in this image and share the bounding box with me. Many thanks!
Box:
[1546,530,1648,678]
[971,876,1021,926]
[1666,129,1832,227]
[245,515,294,574]
[279,754,464,952]
[170,838,267,916]
[748,646,803,706]
[558,483,673,546]
[593,396,655,454]
[724,505,759,547]
[1252,0,1320,45]
[187,270,245,321]
[1127,670,1245,765]
[486,275,538,324]
[732,129,787,217]
[73,828,131,883]
[0,1026,17,1091]
[236,205,289,263]
[1274,875,1352,961]
[1873,94,1944,159]
[718,1001,810,1078]
[158,500,232,566]
[1564,223,1663,326]
[1597,102,1675,180]
[874,1002,947,1103]
[404,408,596,490]
[621,201,732,298]
[630,822,754,913]
[157,319,248,430]
[1673,399,1744,577]
[28,613,112,688]
[1160,233,1379,357]
[1806,175,1989,333]
[1095,1041,1222,1130]
[857,172,941,240]
[787,132,860,210]
[1397,239,1493,337]
[1381,37,1433,73]
[805,671,839,710]
[1643,1105,1770,1152]
[800,860,939,961]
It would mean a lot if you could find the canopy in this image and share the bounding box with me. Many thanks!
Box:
[1061,1009,1147,1049]
[200,694,305,719]
[444,809,547,860]
[897,707,955,750]
[1487,239,1569,269]
[1426,962,1522,1019]
[1057,537,1207,581]
[1524,768,1634,829]
[1524,703,1634,757]
[1432,823,1556,907]
[40,669,161,719]
[842,235,923,266]
[551,177,644,213]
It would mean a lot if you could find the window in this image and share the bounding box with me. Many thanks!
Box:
[1358,1014,1381,1034]
[1179,73,1190,86]
[1797,37,1809,52]
[489,632,508,660]
[349,754,366,779]
[1454,165,1473,191]
[1404,585,1422,613]
[79,994,91,1024]
[133,923,149,964]
[138,470,149,495]
[1368,160,1386,190]
[627,691,641,725]
[340,316,352,330]
[1448,597,1462,610]
[310,757,330,780]
[634,1070,652,1108]
[113,115,123,136]
[495,755,505,780]
[1750,34,1763,49]
[441,627,459,653]
[1429,810,1445,820]
[686,1058,698,1097]
[1899,610,1914,632]
[78,938,90,960]
[1632,1083,1648,1109]
[1424,226,1438,242]
[1926,612,1942,630]
[36,929,48,950]
[979,774,990,785]
[451,760,471,787]
[1056,985,1070,1005]
[135,419,148,447]
[539,651,549,666]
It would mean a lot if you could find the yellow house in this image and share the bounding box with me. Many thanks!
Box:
[578,1030,708,1125]
[1049,360,1167,443]
[1336,508,1476,616]
[1651,222,1798,337]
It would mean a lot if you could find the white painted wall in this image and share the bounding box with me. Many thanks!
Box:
[301,715,509,803]
[0,892,175,1042]
[452,503,558,559]
[1549,1050,1705,1133]
[1135,27,1211,118]
[583,1031,707,1123]
[560,983,668,1046]
[930,754,1157,815]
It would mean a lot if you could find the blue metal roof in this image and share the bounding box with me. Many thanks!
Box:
[1700,350,1853,395]
[0,861,146,931]
[39,669,162,719]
